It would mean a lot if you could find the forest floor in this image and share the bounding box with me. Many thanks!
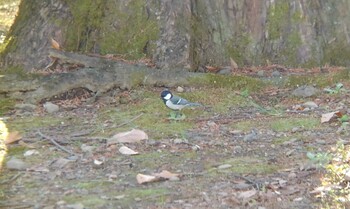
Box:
[1,67,350,209]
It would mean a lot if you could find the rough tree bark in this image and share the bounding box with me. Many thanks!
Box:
[1,0,350,71]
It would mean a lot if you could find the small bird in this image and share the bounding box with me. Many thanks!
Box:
[160,89,202,117]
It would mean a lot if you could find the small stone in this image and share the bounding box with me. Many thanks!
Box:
[6,158,29,170]
[291,127,300,133]
[169,176,180,181]
[344,169,350,181]
[316,139,326,145]
[176,86,184,93]
[23,149,39,157]
[271,70,281,77]
[56,200,66,206]
[173,138,183,144]
[50,158,73,169]
[257,70,265,77]
[303,101,318,108]
[243,129,258,142]
[293,197,303,202]
[191,145,200,151]
[233,145,243,153]
[217,67,232,75]
[288,172,297,179]
[80,144,95,153]
[285,149,295,156]
[66,203,84,209]
[292,86,319,97]
[43,102,59,113]
[230,130,243,135]
[283,138,298,145]
[218,164,232,169]
[14,103,37,111]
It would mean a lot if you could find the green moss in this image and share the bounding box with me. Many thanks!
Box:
[231,120,259,132]
[225,32,252,66]
[7,145,26,156]
[190,74,266,91]
[0,0,34,56]
[282,31,302,65]
[115,188,169,207]
[130,71,146,86]
[0,98,16,115]
[7,115,67,131]
[63,195,106,208]
[185,88,249,113]
[74,181,111,189]
[267,1,289,40]
[286,69,350,88]
[209,157,279,175]
[63,0,159,59]
[270,117,319,132]
[323,38,350,66]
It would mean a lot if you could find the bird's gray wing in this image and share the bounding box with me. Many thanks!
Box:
[170,95,191,105]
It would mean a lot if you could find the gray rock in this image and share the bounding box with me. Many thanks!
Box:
[271,70,281,77]
[173,138,184,144]
[344,169,350,181]
[66,203,84,209]
[6,158,29,170]
[243,129,258,142]
[43,102,59,113]
[292,86,319,97]
[233,145,243,153]
[218,164,232,169]
[257,70,265,77]
[176,86,184,93]
[303,101,318,108]
[217,66,232,75]
[14,103,37,111]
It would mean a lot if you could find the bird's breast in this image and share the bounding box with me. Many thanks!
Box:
[166,100,184,110]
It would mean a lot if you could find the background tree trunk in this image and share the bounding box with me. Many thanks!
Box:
[1,0,350,71]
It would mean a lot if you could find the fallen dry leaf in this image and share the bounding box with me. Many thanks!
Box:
[108,129,148,145]
[154,170,180,180]
[321,111,340,123]
[136,174,159,184]
[119,146,139,155]
[18,140,36,149]
[5,131,22,145]
[230,57,239,69]
[51,38,60,50]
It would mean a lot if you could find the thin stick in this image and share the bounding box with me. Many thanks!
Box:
[113,113,144,128]
[0,172,22,184]
[37,131,76,155]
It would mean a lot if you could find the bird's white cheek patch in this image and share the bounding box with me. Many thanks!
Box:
[164,93,171,100]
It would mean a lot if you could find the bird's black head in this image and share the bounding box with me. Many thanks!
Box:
[161,90,172,100]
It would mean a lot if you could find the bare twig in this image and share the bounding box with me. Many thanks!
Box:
[113,113,144,128]
[37,131,76,155]
[0,172,22,184]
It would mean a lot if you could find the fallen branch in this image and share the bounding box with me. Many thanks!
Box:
[37,131,76,155]
[0,172,22,184]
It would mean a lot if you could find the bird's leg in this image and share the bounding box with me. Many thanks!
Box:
[175,110,181,118]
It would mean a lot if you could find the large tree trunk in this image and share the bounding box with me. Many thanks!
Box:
[1,0,350,71]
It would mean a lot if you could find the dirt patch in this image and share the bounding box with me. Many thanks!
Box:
[1,70,350,208]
